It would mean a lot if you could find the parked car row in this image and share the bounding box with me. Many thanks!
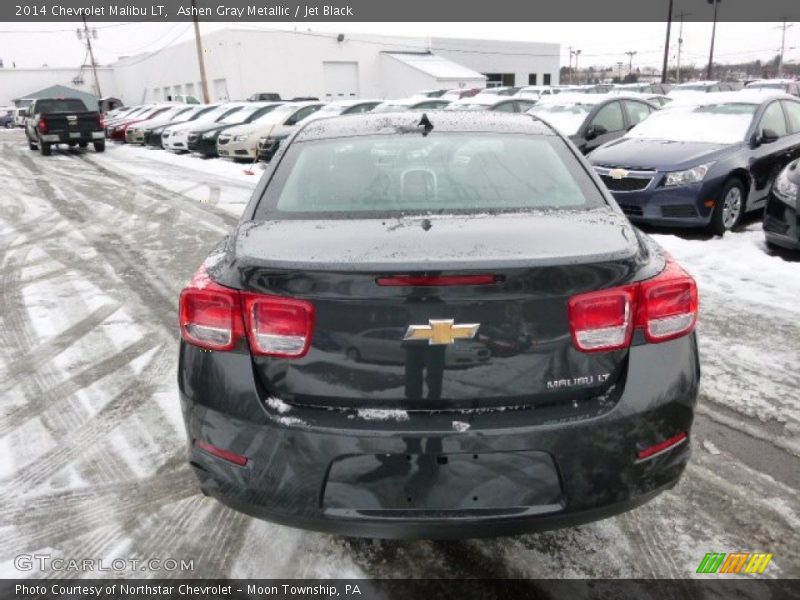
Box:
[19,82,798,250]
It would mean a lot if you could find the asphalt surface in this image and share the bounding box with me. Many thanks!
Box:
[0,129,797,582]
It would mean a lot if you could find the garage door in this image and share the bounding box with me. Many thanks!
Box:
[323,62,359,99]
[213,78,228,101]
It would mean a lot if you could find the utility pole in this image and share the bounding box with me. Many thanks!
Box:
[707,0,721,80]
[777,19,793,78]
[567,46,573,84]
[617,61,624,81]
[625,50,637,76]
[80,16,102,98]
[661,0,673,83]
[192,0,211,103]
[676,11,687,83]
[572,49,582,84]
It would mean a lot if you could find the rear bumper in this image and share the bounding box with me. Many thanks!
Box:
[179,334,700,539]
[40,131,104,143]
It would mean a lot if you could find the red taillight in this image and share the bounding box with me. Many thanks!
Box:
[241,294,315,357]
[179,265,315,358]
[179,267,243,351]
[636,432,687,461]
[377,274,500,286]
[568,285,636,352]
[38,118,48,134]
[194,439,248,466]
[637,258,698,343]
[568,254,697,353]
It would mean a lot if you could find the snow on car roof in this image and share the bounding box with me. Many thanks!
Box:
[668,90,789,106]
[294,110,555,141]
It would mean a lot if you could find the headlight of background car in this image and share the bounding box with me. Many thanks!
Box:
[664,162,715,187]
[774,165,799,202]
[202,131,217,139]
[233,135,250,142]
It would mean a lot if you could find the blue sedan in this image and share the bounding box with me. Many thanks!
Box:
[588,91,800,234]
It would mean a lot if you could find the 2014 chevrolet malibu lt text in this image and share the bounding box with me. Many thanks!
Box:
[178,112,700,539]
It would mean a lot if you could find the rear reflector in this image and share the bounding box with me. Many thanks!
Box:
[636,432,687,461]
[377,274,500,286]
[568,253,697,353]
[179,264,315,358]
[194,439,248,466]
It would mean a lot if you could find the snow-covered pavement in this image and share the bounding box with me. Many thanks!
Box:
[0,129,797,580]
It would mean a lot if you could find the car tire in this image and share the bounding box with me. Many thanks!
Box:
[94,141,105,153]
[40,142,52,156]
[708,178,745,236]
[346,348,361,362]
[27,136,37,150]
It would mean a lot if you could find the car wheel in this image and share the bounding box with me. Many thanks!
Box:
[27,136,37,150]
[94,141,105,153]
[40,142,52,156]
[346,348,361,362]
[708,178,745,236]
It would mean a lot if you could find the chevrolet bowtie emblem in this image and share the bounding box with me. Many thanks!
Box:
[609,168,629,180]
[403,319,480,345]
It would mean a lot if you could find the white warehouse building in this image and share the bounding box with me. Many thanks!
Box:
[111,28,560,104]
[0,28,560,106]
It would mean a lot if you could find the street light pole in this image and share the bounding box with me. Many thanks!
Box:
[706,0,721,80]
[777,19,793,78]
[573,49,582,84]
[625,50,638,76]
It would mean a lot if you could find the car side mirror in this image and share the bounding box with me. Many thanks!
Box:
[585,124,608,140]
[760,128,780,144]
[751,128,780,148]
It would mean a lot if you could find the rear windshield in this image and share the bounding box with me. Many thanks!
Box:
[256,133,605,219]
[35,99,88,113]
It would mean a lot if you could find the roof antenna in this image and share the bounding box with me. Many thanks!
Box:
[418,113,434,136]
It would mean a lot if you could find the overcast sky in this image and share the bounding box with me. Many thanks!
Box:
[0,21,797,71]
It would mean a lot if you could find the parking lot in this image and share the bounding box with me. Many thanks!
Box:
[0,127,798,579]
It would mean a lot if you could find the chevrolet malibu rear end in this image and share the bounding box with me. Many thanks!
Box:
[178,112,700,539]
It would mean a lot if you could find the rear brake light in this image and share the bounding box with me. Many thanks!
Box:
[179,267,243,351]
[38,118,48,134]
[568,286,636,352]
[638,258,698,343]
[194,439,248,466]
[179,265,315,358]
[241,294,315,357]
[377,274,500,286]
[568,254,697,353]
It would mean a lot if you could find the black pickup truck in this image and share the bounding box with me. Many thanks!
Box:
[25,97,105,156]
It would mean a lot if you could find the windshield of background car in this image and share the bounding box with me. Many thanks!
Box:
[625,102,757,144]
[250,104,297,124]
[527,103,592,135]
[256,134,606,218]
[747,83,785,91]
[36,99,88,112]
[371,103,413,113]
[220,105,264,123]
